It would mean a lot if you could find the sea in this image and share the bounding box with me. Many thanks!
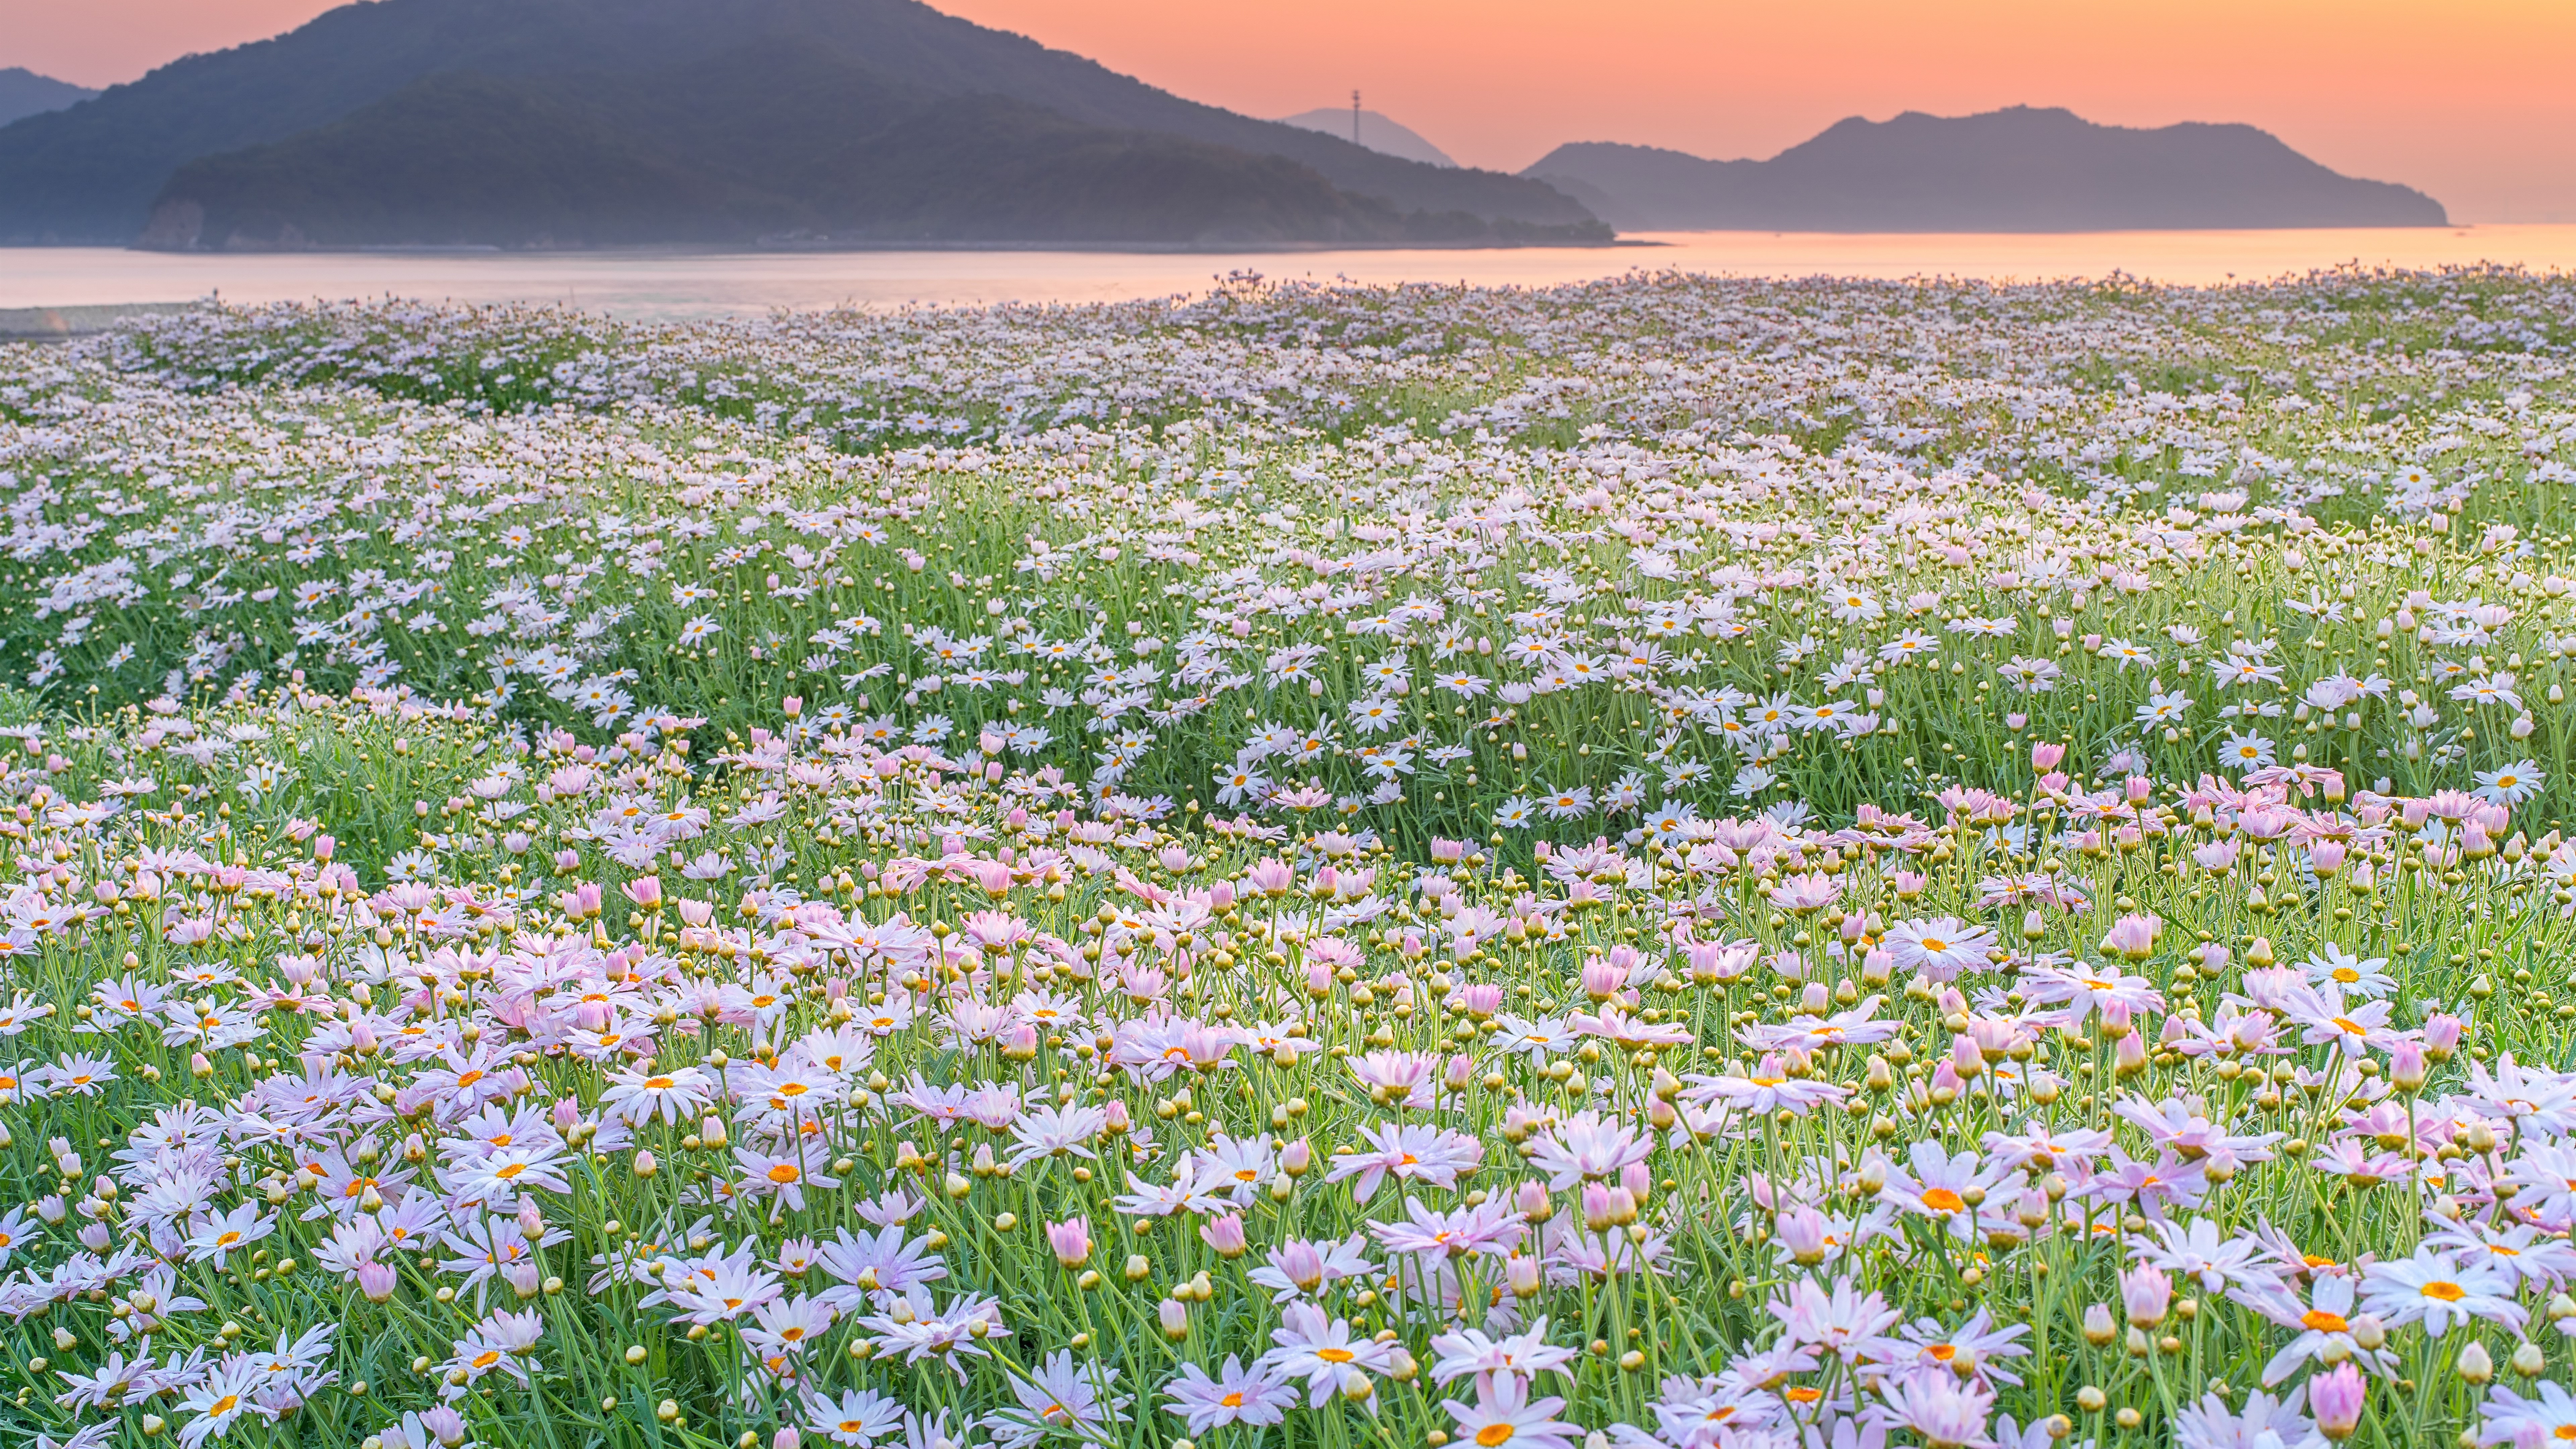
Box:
[4,225,2576,320]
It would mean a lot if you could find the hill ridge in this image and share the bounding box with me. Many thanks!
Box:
[1524,105,2446,231]
[0,0,1601,247]
[0,67,97,129]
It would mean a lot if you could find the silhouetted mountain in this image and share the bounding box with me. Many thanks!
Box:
[0,68,95,128]
[1525,107,2446,231]
[1276,108,1455,168]
[0,0,1600,248]
[144,69,1484,249]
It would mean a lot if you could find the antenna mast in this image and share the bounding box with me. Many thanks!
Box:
[1352,89,1361,146]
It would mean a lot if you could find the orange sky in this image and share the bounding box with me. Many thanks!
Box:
[7,0,2573,222]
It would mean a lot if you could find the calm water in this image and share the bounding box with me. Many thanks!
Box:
[5,225,2575,319]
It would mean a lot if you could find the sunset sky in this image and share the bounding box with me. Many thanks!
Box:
[7,0,2573,222]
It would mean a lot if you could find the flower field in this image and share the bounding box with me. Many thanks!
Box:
[0,266,2571,1448]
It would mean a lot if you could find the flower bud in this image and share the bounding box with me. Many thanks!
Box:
[2122,1265,2171,1329]
[2389,1041,2427,1092]
[1199,1213,1248,1258]
[1048,1218,1092,1269]
[1777,1206,1829,1266]
[2311,1362,2364,1441]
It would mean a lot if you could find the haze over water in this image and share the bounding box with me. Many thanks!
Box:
[9,224,2576,320]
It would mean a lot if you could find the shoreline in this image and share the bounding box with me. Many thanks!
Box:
[0,301,198,341]
[2,236,1664,258]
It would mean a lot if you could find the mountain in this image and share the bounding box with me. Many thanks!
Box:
[0,67,95,128]
[1524,106,2447,232]
[1276,108,1456,168]
[0,0,1601,248]
[144,70,1449,249]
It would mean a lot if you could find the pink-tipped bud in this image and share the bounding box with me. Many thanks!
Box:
[1949,1032,1984,1079]
[2311,1362,2365,1440]
[1245,858,1294,898]
[2122,1263,2172,1329]
[2425,1013,2464,1062]
[1003,1017,1045,1057]
[504,1259,543,1299]
[1580,957,1624,1002]
[1507,1254,1544,1297]
[1200,1213,1248,1258]
[358,1259,397,1303]
[2101,911,2160,961]
[1516,1179,1553,1222]
[2114,1029,2150,1077]
[312,834,335,862]
[2390,1040,2428,1092]
[2031,742,2065,771]
[1048,1217,1092,1268]
[1621,1161,1654,1207]
[1278,1238,1326,1292]
[1777,1205,1829,1265]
